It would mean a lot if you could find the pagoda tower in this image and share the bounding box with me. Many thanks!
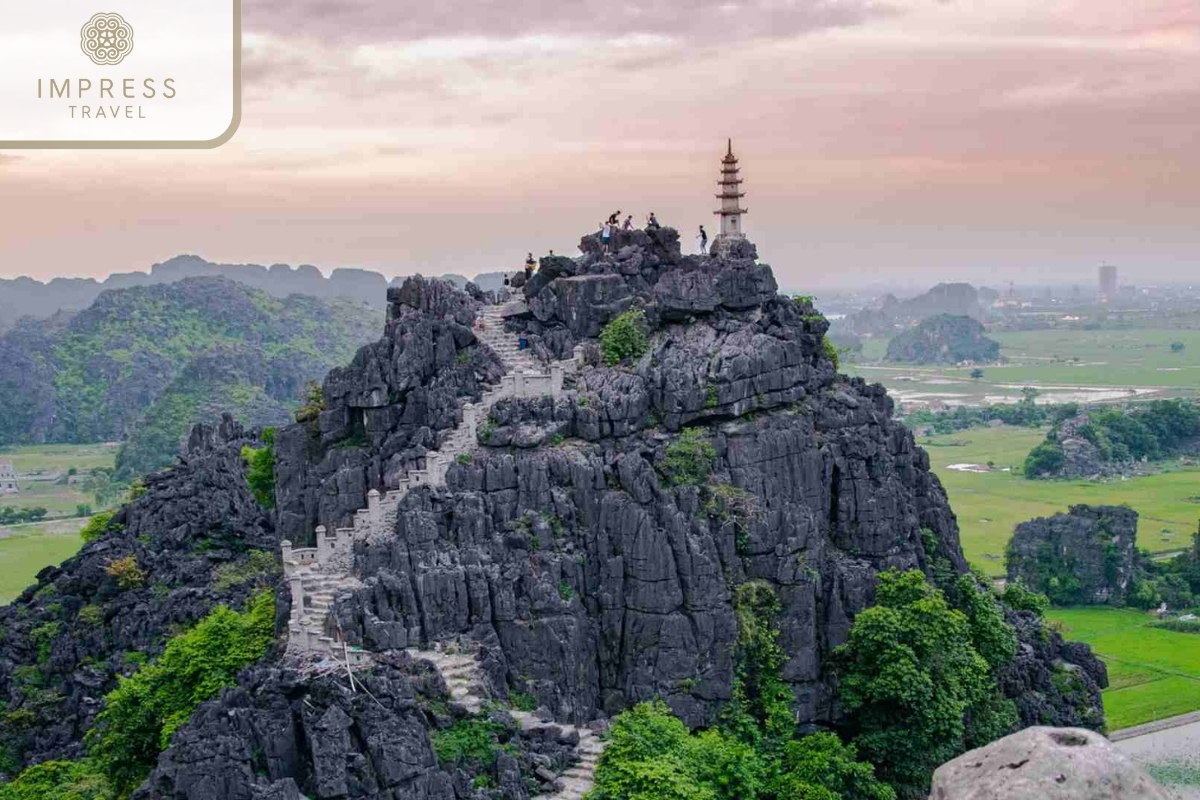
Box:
[713,138,747,238]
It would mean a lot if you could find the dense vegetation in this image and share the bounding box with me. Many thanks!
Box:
[0,278,381,461]
[885,314,1000,365]
[834,569,1017,798]
[0,590,277,798]
[1127,527,1200,612]
[591,581,894,800]
[903,399,1077,436]
[240,428,276,509]
[1024,400,1200,478]
[600,310,649,366]
[0,508,47,526]
[1074,401,1199,462]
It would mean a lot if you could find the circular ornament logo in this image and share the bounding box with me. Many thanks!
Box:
[81,13,134,65]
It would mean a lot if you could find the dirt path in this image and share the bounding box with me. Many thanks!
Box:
[0,516,89,540]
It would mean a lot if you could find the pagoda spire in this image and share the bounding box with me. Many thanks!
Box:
[713,139,746,238]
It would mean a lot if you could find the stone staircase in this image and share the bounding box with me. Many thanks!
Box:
[477,304,540,374]
[407,642,605,799]
[282,301,575,662]
[284,567,366,662]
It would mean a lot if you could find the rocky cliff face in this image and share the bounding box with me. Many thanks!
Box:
[274,228,1098,736]
[1,229,1109,797]
[0,416,280,771]
[273,276,504,547]
[1006,505,1141,606]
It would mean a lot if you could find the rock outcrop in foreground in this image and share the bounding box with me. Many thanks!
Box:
[931,727,1168,800]
[1006,505,1141,606]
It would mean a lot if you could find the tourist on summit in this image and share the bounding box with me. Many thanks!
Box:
[601,221,613,253]
[607,210,621,225]
[524,252,536,280]
[698,225,708,253]
[623,215,634,230]
[647,212,660,230]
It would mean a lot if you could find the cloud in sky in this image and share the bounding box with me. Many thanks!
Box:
[3,0,1200,288]
[244,0,898,45]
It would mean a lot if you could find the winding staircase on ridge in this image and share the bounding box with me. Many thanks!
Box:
[279,299,603,796]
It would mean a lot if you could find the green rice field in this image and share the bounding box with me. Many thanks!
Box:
[1048,607,1200,732]
[922,426,1200,576]
[0,518,89,603]
[0,442,118,517]
[849,328,1200,405]
[0,443,117,602]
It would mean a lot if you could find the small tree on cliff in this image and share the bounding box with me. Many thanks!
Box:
[833,569,1015,799]
[600,310,649,366]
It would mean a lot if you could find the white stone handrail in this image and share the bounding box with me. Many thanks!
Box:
[284,301,582,660]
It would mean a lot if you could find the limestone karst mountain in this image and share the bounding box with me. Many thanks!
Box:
[0,227,1107,799]
[885,313,1002,364]
[0,277,383,467]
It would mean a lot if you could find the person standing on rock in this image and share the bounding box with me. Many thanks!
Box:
[623,214,634,231]
[698,225,708,253]
[647,212,660,230]
[524,252,536,280]
[601,221,613,253]
[607,210,621,225]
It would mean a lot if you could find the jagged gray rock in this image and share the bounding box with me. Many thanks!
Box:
[0,414,280,769]
[1006,505,1141,605]
[2,227,1111,798]
[930,726,1169,799]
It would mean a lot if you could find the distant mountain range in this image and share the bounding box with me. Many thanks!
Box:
[0,256,512,332]
[0,276,385,476]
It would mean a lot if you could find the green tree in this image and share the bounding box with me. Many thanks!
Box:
[86,590,276,793]
[823,339,840,371]
[79,511,116,543]
[661,428,716,487]
[833,569,1002,798]
[600,310,649,367]
[1022,442,1064,478]
[591,582,892,800]
[722,582,794,755]
[770,733,896,800]
[999,582,1050,616]
[240,427,276,509]
[969,368,984,380]
[0,760,113,800]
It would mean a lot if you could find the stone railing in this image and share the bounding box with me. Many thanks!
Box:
[283,318,585,662]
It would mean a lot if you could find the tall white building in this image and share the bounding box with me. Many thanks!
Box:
[713,139,747,238]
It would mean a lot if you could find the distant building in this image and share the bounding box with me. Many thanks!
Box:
[0,460,18,494]
[1098,264,1118,302]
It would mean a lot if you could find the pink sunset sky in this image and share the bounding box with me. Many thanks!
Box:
[2,0,1198,289]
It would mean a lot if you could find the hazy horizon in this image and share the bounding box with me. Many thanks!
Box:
[3,0,1198,289]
